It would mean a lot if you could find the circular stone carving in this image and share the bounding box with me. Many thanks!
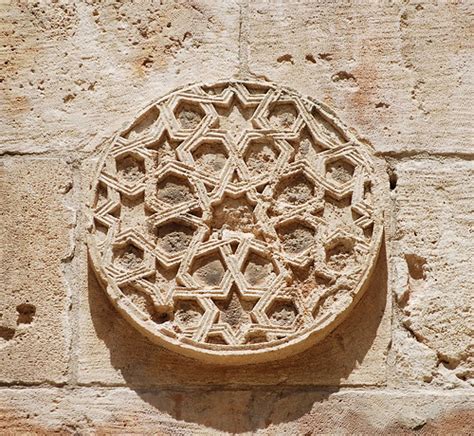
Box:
[88,80,383,364]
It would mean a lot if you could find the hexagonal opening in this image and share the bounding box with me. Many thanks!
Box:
[114,243,144,271]
[267,299,298,326]
[206,334,228,345]
[174,299,204,330]
[155,220,196,254]
[326,157,356,185]
[156,174,194,204]
[192,141,228,175]
[274,172,315,206]
[116,154,145,184]
[190,251,226,288]
[243,252,276,288]
[276,220,315,254]
[175,102,205,130]
[267,101,298,130]
[121,106,160,139]
[211,194,255,233]
[243,139,280,176]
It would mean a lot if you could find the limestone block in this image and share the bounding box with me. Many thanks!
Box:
[0,158,74,383]
[388,159,474,387]
[0,387,472,434]
[0,1,240,155]
[246,2,473,154]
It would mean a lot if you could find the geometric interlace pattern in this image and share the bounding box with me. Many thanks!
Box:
[89,80,383,363]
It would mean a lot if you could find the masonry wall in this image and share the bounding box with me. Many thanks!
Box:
[1,1,473,434]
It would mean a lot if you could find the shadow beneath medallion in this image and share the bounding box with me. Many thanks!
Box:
[87,241,388,433]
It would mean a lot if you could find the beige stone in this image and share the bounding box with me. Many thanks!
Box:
[388,159,474,387]
[0,158,74,383]
[246,2,473,155]
[0,1,240,155]
[1,0,473,432]
[86,79,386,364]
[0,387,472,434]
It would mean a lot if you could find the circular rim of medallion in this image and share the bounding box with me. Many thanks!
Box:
[87,79,384,365]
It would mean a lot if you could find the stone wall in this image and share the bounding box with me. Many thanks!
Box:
[1,0,472,434]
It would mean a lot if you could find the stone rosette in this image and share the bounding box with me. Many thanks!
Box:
[87,79,384,364]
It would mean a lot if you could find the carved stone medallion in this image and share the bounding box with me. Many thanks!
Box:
[88,80,383,364]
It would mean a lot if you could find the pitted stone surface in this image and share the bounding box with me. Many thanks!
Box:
[88,80,383,363]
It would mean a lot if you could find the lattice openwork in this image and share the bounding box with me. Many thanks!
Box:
[88,80,383,364]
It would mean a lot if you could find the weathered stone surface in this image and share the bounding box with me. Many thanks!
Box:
[0,1,240,155]
[0,387,472,434]
[87,79,386,364]
[1,0,473,432]
[78,181,390,386]
[246,2,473,154]
[388,159,474,387]
[0,159,74,383]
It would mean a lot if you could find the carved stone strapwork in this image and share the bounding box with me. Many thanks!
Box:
[88,80,384,364]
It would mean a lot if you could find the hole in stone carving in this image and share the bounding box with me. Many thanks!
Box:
[95,181,108,207]
[289,127,325,163]
[121,285,153,314]
[155,220,195,254]
[192,141,228,175]
[268,101,298,130]
[290,264,333,298]
[275,172,315,206]
[202,83,228,95]
[323,193,352,221]
[121,106,160,139]
[189,208,203,218]
[311,107,347,145]
[215,97,255,139]
[206,334,227,345]
[114,244,144,270]
[16,303,36,325]
[325,239,355,270]
[363,222,374,239]
[313,287,352,320]
[156,175,194,204]
[245,332,268,344]
[211,194,255,233]
[243,252,275,288]
[215,287,254,332]
[229,241,239,254]
[191,252,226,287]
[276,221,315,254]
[364,180,373,202]
[174,300,204,330]
[155,261,178,284]
[175,102,204,130]
[326,158,355,185]
[267,299,298,326]
[94,220,108,243]
[405,254,427,280]
[245,83,270,95]
[243,139,280,176]
[147,133,179,167]
[116,154,146,184]
[0,326,15,341]
[388,167,398,190]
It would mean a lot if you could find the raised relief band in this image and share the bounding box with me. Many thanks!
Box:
[88,80,383,364]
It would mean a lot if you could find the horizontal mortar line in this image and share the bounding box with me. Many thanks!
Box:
[376,150,474,160]
[0,384,473,396]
